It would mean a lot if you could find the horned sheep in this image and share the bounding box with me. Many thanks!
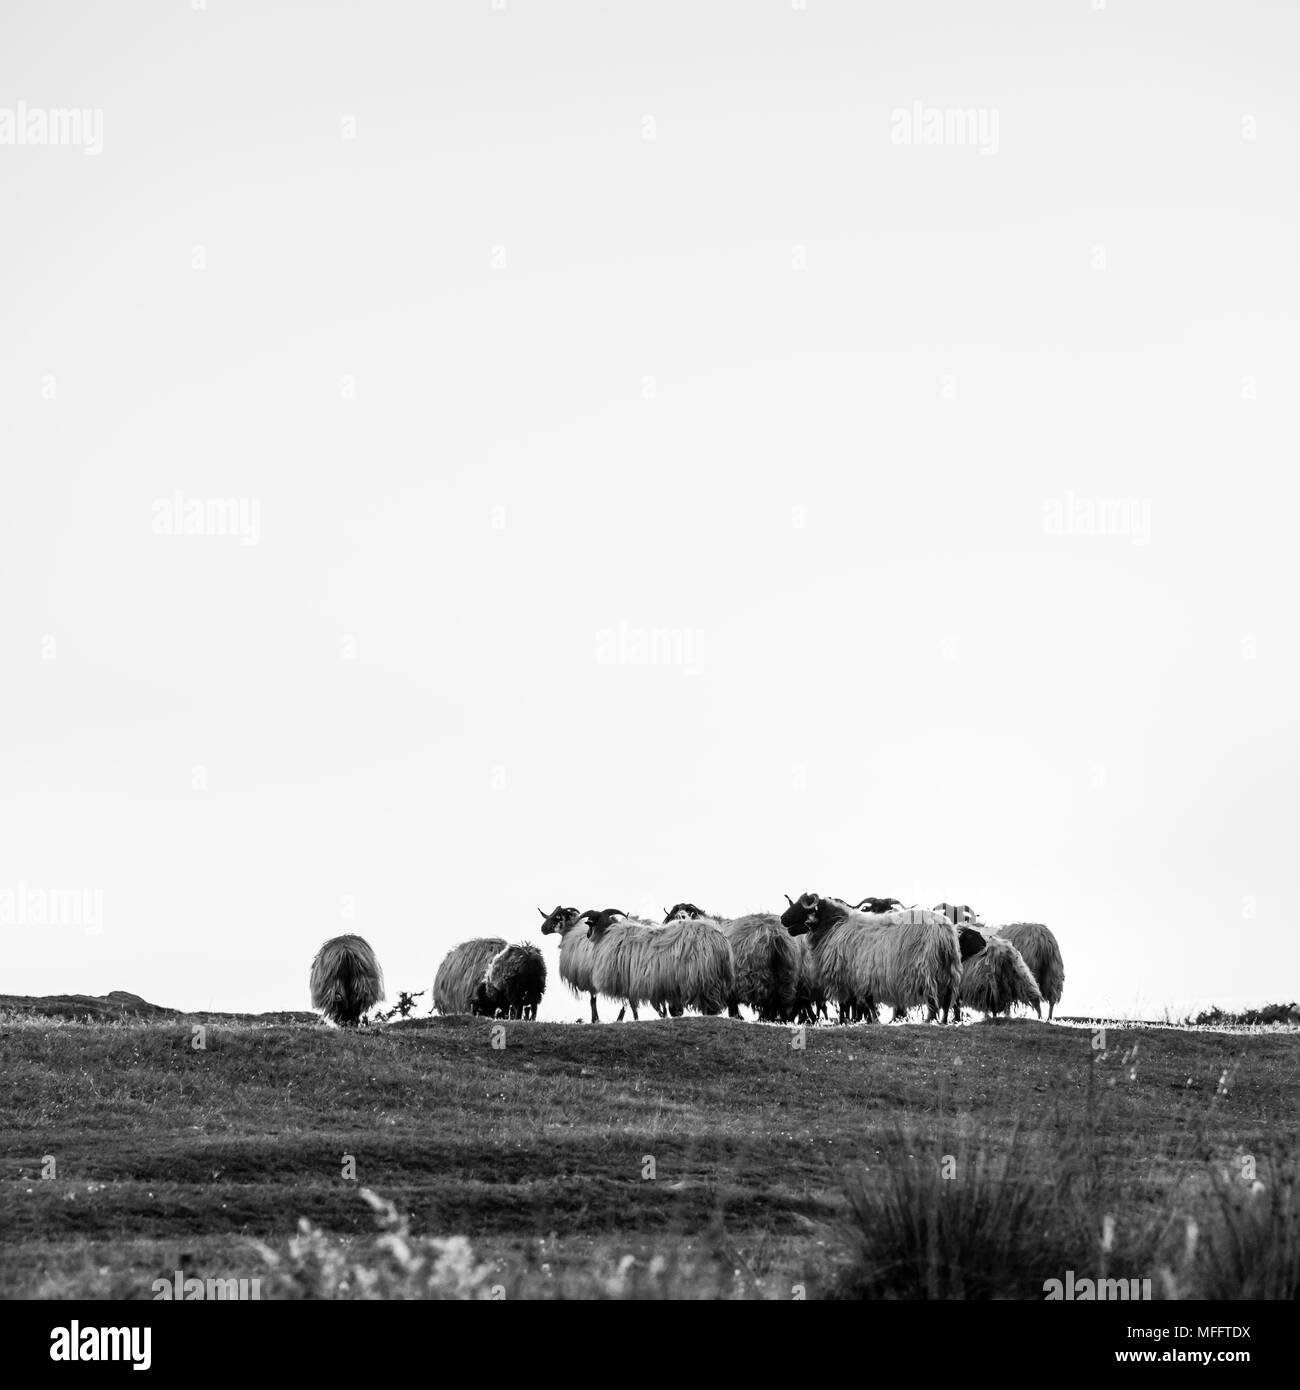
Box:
[780,893,963,1025]
[539,904,642,1021]
[585,909,733,1018]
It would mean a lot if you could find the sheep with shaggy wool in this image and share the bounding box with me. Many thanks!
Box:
[539,905,643,1022]
[780,893,962,1024]
[581,910,658,1019]
[586,909,733,1018]
[792,933,828,1024]
[310,934,385,1027]
[433,937,507,1016]
[992,922,1064,1019]
[956,931,1043,1019]
[470,942,547,1020]
[664,903,798,1022]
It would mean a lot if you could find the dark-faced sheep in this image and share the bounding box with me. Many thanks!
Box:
[585,909,733,1018]
[664,903,798,1022]
[540,905,643,1022]
[470,942,547,1020]
[310,934,385,1027]
[433,937,507,1016]
[781,893,962,1025]
[992,922,1064,1019]
[957,931,1043,1019]
[853,896,906,915]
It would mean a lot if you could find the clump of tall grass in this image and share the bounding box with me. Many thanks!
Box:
[829,1121,1099,1299]
[1158,1152,1299,1300]
[831,1043,1300,1300]
[252,1189,498,1300]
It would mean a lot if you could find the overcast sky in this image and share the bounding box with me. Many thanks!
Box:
[2,1,1296,1022]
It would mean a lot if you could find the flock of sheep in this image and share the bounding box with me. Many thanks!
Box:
[308,895,1065,1029]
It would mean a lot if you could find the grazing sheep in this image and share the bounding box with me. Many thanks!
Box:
[780,893,962,1025]
[992,922,1064,1019]
[664,903,798,1022]
[539,904,642,1022]
[957,931,1043,1019]
[470,942,547,1020]
[310,934,385,1027]
[930,924,993,1021]
[585,909,733,1018]
[433,937,507,1016]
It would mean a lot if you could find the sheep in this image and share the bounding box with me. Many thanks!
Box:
[579,909,657,1019]
[539,904,596,1021]
[992,922,1064,1019]
[539,904,642,1022]
[470,942,547,1020]
[663,903,798,1022]
[433,937,507,1016]
[310,934,385,1027]
[792,933,829,1024]
[585,908,733,1018]
[853,896,906,915]
[780,892,962,1025]
[956,930,1043,1020]
[931,924,994,1022]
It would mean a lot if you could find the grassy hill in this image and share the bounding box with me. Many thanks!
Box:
[1,1009,1296,1299]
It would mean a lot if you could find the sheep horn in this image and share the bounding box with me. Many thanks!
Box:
[537,907,547,917]
[784,893,795,907]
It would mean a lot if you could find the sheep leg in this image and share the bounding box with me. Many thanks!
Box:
[1033,1000,1042,1020]
[728,999,741,1019]
[589,993,599,1024]
[1048,1000,1054,1021]
[616,1003,627,1022]
[629,1001,639,1021]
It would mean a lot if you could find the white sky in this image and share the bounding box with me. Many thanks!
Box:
[2,1,1296,1022]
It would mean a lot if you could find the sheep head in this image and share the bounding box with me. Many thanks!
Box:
[470,981,504,1017]
[538,905,580,936]
[854,896,904,914]
[957,925,988,961]
[663,902,707,922]
[780,892,821,935]
[581,907,627,940]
